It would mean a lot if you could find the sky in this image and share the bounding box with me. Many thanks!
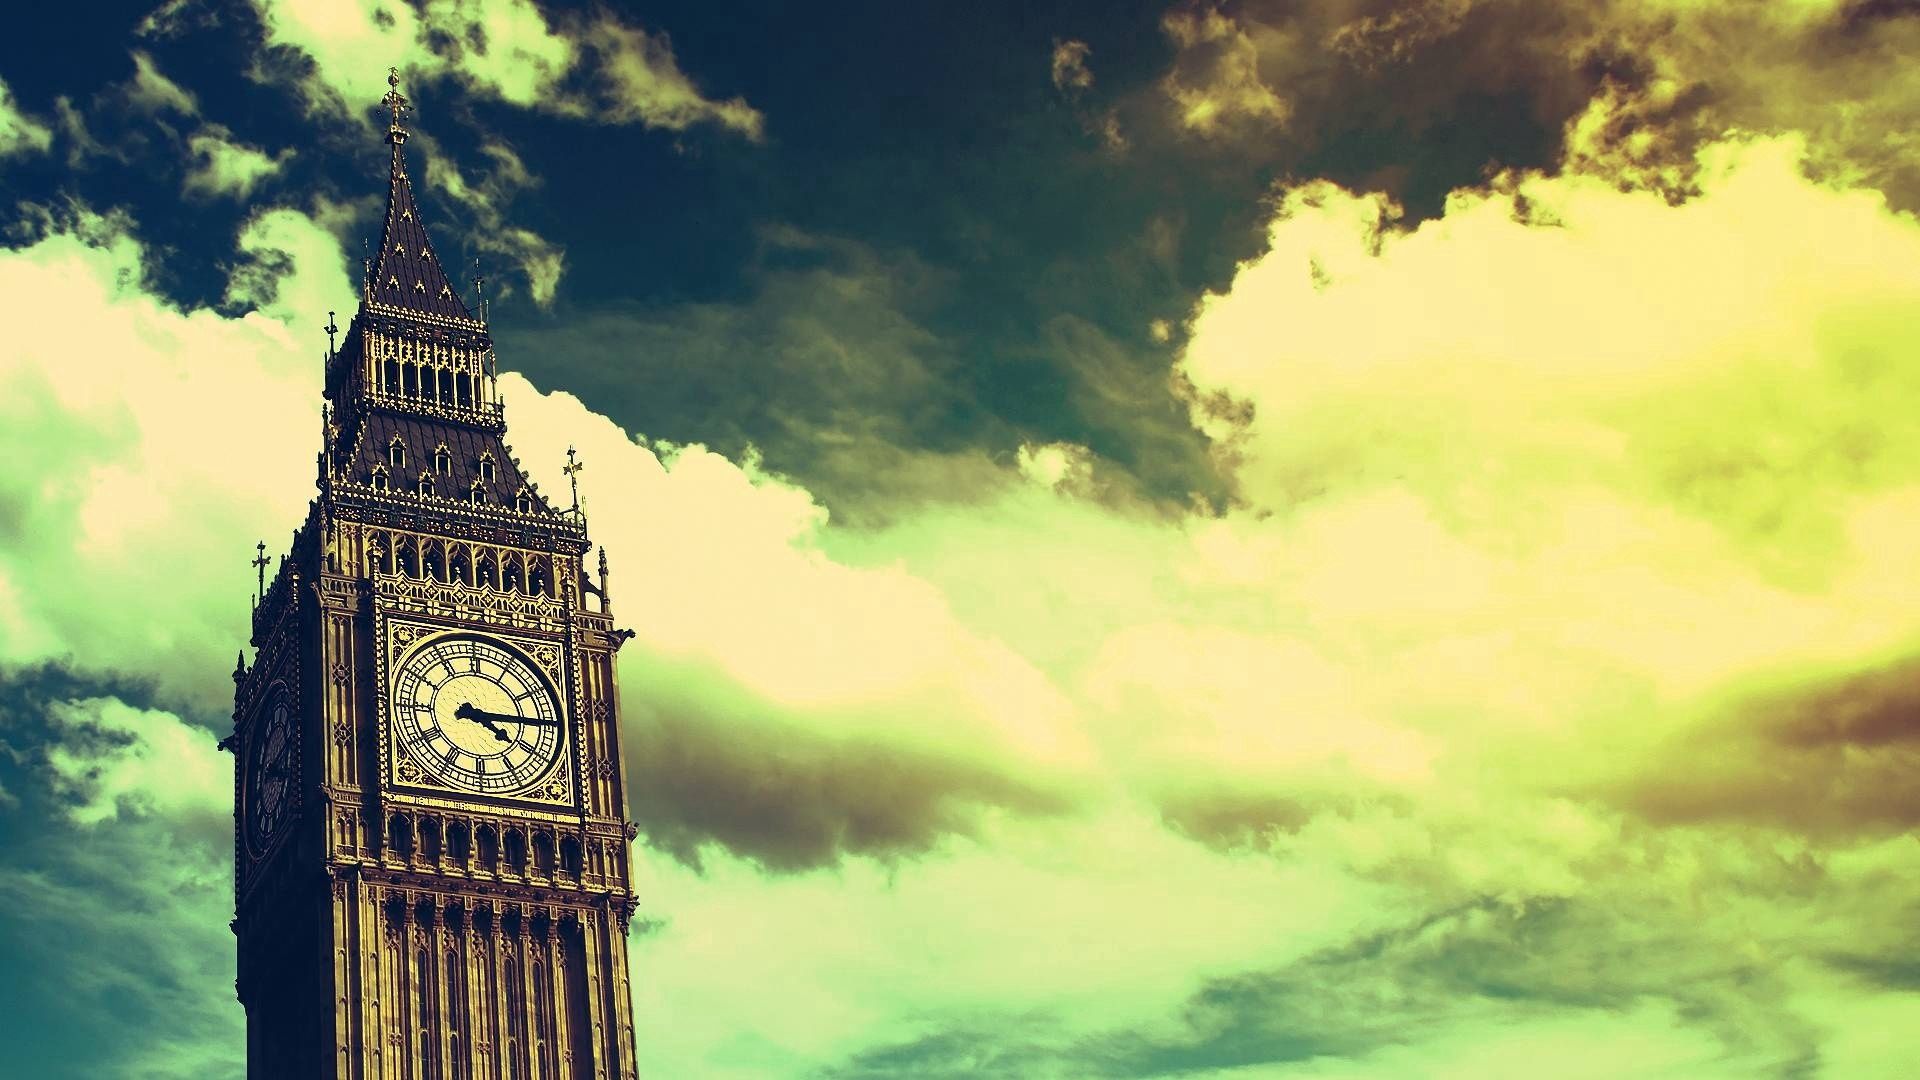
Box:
[1,0,1919,1076]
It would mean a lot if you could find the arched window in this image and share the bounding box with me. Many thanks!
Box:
[445,950,466,1075]
[416,949,432,1070]
[504,956,522,1080]
[389,438,406,469]
[434,444,451,474]
[370,466,389,491]
[479,453,497,482]
[533,960,553,1077]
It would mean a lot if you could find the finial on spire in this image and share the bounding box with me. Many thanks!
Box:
[473,257,488,323]
[251,541,270,610]
[563,446,586,519]
[382,67,411,155]
[324,310,338,356]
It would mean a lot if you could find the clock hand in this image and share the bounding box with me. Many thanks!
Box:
[454,703,562,729]
[452,703,513,743]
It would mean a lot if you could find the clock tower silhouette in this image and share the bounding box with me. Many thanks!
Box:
[225,72,640,1079]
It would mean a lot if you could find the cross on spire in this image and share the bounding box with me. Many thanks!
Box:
[563,446,585,515]
[251,541,270,606]
[382,68,411,151]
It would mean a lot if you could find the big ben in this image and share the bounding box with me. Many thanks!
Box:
[225,72,641,1079]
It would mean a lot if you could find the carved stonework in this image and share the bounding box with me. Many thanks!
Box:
[330,660,349,686]
[532,642,560,677]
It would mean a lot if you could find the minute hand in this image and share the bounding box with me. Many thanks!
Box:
[454,703,562,728]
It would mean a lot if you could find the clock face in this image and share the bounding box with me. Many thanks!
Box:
[391,634,566,795]
[247,694,294,851]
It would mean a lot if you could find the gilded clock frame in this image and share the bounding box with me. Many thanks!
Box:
[374,608,582,814]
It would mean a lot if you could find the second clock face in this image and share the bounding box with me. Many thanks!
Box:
[247,693,293,851]
[392,634,565,795]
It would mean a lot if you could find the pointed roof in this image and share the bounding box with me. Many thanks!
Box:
[366,71,478,325]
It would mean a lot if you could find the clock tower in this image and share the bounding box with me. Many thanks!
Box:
[225,73,641,1079]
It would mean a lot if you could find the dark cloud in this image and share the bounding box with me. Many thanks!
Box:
[1154,0,1920,209]
[1605,654,1920,833]
[500,227,1224,522]
[0,667,239,1079]
[1156,786,1405,851]
[619,664,1079,873]
[821,893,1828,1077]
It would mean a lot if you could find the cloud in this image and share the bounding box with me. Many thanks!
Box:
[1609,649,1920,833]
[43,696,228,826]
[418,136,564,305]
[1049,38,1128,152]
[496,227,1018,521]
[1159,5,1289,135]
[244,0,763,140]
[183,126,290,198]
[1050,39,1094,94]
[580,17,765,138]
[0,75,53,159]
[497,381,1095,868]
[127,51,199,117]
[0,672,240,1078]
[1153,0,1920,204]
[0,202,323,706]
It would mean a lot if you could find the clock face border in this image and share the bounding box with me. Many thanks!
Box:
[382,625,575,806]
[243,684,297,859]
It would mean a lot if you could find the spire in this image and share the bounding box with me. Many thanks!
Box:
[367,70,479,325]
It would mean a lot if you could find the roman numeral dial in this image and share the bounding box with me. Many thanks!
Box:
[391,634,566,795]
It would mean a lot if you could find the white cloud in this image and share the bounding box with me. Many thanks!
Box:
[246,0,762,139]
[184,127,290,198]
[128,51,199,116]
[422,137,565,305]
[44,696,228,825]
[0,74,53,159]
[0,204,321,704]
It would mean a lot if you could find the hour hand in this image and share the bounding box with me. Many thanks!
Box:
[452,703,513,742]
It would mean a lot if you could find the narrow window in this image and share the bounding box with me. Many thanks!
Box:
[534,961,553,1077]
[418,474,434,497]
[371,467,389,491]
[514,489,532,513]
[479,454,497,482]
[415,949,432,1071]
[469,482,486,506]
[389,439,406,469]
[445,951,465,1075]
[434,445,451,474]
